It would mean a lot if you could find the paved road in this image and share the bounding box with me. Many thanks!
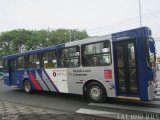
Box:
[0,100,110,120]
[0,80,88,113]
[0,71,160,119]
[75,71,160,119]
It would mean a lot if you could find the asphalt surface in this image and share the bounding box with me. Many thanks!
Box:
[0,80,88,113]
[0,80,115,120]
[0,100,112,120]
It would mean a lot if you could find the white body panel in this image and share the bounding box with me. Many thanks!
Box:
[45,69,69,93]
[43,34,116,98]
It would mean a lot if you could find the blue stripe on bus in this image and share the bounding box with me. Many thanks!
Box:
[43,69,59,92]
[36,70,51,91]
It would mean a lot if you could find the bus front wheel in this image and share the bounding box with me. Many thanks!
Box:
[86,82,107,103]
[23,80,32,94]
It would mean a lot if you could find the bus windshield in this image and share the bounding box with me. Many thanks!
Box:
[147,38,156,69]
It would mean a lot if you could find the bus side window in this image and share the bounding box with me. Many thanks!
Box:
[68,47,80,67]
[3,60,8,70]
[58,46,80,68]
[58,49,66,67]
[82,40,111,66]
[18,56,26,70]
[42,50,57,69]
[28,54,41,69]
[11,60,17,72]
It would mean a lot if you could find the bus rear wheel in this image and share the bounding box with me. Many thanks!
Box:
[86,82,107,103]
[24,80,32,94]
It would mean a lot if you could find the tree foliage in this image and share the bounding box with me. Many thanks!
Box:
[0,28,89,65]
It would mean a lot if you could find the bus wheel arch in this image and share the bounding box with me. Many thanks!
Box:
[23,79,32,94]
[83,80,107,102]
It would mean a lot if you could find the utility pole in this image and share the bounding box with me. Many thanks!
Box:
[139,0,142,27]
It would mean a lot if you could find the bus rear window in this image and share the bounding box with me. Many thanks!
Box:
[82,40,111,66]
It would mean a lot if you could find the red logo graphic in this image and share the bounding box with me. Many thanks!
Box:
[53,72,56,77]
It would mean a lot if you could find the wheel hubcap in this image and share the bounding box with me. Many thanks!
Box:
[90,86,102,100]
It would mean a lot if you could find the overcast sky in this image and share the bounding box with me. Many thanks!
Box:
[0,0,160,50]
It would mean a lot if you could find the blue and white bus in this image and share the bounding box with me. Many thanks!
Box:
[3,27,157,102]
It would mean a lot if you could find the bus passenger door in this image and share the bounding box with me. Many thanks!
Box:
[114,39,139,98]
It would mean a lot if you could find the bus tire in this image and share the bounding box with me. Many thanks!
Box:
[86,82,107,103]
[23,80,32,94]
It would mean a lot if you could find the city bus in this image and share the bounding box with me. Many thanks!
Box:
[3,27,157,102]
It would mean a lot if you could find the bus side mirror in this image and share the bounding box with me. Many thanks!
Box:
[149,38,156,53]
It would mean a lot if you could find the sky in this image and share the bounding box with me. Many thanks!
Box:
[0,0,160,52]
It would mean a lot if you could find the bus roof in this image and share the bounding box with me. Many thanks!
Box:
[3,44,65,60]
[3,27,151,60]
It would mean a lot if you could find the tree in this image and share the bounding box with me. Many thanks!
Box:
[49,29,88,45]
